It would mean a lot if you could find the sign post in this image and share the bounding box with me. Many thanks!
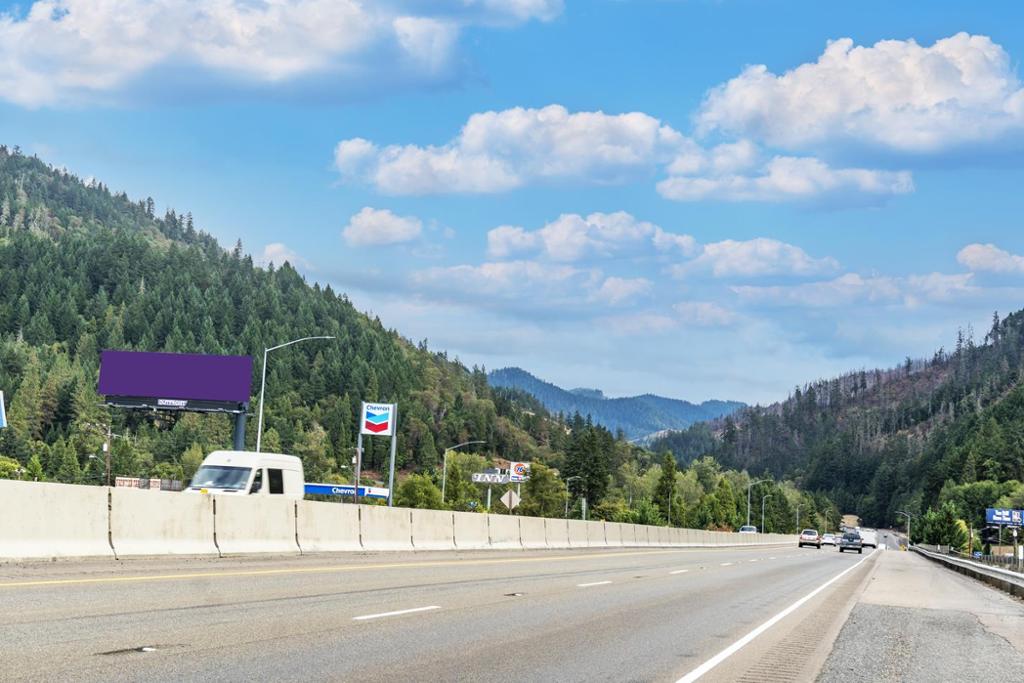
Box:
[0,390,7,430]
[359,402,398,507]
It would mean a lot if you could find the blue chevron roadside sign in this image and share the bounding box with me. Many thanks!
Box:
[0,390,7,430]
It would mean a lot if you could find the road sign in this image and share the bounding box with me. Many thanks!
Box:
[986,508,1024,526]
[0,390,6,430]
[361,403,396,436]
[472,472,511,484]
[500,490,521,510]
[509,461,530,482]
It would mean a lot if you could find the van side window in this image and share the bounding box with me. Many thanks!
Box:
[268,468,284,495]
[249,468,263,494]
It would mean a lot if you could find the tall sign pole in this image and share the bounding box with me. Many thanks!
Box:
[387,404,399,508]
[354,431,363,505]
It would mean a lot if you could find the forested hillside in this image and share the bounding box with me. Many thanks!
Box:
[653,315,1024,536]
[0,146,835,532]
[488,367,744,439]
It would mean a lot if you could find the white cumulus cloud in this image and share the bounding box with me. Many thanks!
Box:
[257,242,312,270]
[698,32,1024,152]
[593,277,652,305]
[0,0,561,107]
[658,155,913,204]
[732,272,975,308]
[335,105,687,194]
[342,207,422,246]
[957,243,1024,273]
[486,211,695,261]
[674,238,840,279]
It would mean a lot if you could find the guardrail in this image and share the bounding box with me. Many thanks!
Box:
[0,480,796,561]
[913,545,1024,599]
[917,543,1024,575]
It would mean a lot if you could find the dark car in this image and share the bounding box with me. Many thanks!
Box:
[838,531,863,553]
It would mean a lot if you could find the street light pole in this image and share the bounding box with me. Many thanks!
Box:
[746,478,771,527]
[761,494,771,534]
[440,440,485,504]
[896,510,914,548]
[796,503,804,533]
[565,476,582,519]
[255,336,335,453]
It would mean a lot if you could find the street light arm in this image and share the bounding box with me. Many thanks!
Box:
[264,335,336,353]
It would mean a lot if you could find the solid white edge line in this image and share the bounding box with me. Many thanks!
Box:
[577,581,613,587]
[670,569,690,575]
[674,554,869,683]
[353,605,441,621]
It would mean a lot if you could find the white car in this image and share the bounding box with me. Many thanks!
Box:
[821,533,837,546]
[859,529,878,548]
[738,525,758,534]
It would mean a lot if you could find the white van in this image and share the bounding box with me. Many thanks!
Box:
[185,450,305,499]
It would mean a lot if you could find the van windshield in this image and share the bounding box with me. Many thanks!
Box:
[190,465,251,490]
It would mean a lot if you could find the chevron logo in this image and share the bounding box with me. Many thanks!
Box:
[364,410,390,433]
[361,403,395,435]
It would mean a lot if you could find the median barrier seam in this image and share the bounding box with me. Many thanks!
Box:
[212,497,222,557]
[107,488,117,560]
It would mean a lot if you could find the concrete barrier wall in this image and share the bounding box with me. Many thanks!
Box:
[488,514,521,549]
[111,488,217,557]
[297,500,361,552]
[586,521,606,547]
[215,496,299,555]
[453,511,489,549]
[0,480,803,560]
[545,518,570,548]
[360,505,413,551]
[411,509,455,550]
[0,480,113,560]
[519,516,547,549]
[567,519,589,547]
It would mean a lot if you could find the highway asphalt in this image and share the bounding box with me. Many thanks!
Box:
[0,541,877,682]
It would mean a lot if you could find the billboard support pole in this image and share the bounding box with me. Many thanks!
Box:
[354,432,363,506]
[232,406,247,451]
[387,405,398,507]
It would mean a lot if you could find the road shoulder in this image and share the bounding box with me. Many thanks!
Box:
[818,550,1024,683]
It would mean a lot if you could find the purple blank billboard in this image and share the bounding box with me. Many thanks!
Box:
[98,350,253,404]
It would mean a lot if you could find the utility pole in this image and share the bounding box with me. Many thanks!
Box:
[796,503,804,533]
[761,494,771,534]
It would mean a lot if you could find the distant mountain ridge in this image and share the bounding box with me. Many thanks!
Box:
[488,367,744,439]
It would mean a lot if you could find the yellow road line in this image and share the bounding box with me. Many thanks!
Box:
[0,545,794,590]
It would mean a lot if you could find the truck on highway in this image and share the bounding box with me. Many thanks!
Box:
[184,450,390,500]
[186,450,305,498]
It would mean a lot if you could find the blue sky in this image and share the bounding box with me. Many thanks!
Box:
[2,0,1023,404]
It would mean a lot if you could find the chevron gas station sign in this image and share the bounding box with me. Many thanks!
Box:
[361,402,396,436]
